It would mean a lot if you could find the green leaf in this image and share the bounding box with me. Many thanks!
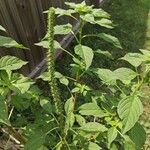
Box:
[54,24,72,35]
[121,53,144,67]
[40,97,52,114]
[95,19,113,29]
[95,49,113,59]
[65,112,75,128]
[0,25,6,32]
[114,68,137,85]
[38,72,50,81]
[81,14,95,24]
[65,1,92,14]
[0,56,27,71]
[80,122,107,132]
[55,72,69,86]
[75,114,86,126]
[65,97,74,115]
[97,33,122,49]
[0,35,27,49]
[107,127,118,148]
[75,45,94,70]
[55,8,75,17]
[128,123,146,150]
[94,67,137,85]
[94,68,116,85]
[118,96,143,134]
[38,145,49,150]
[0,99,9,125]
[11,95,30,111]
[124,136,136,150]
[24,130,46,150]
[88,142,102,150]
[35,40,61,49]
[79,103,105,117]
[10,73,34,94]
[92,9,110,18]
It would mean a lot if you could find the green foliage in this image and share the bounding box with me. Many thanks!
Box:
[0,1,149,150]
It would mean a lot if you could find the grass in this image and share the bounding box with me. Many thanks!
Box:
[55,0,150,148]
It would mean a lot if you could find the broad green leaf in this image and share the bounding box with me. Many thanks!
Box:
[121,53,143,67]
[55,72,69,86]
[128,123,146,150]
[114,68,137,85]
[35,40,61,49]
[79,103,105,117]
[65,97,74,115]
[0,25,6,32]
[124,136,136,150]
[10,74,34,94]
[95,19,113,29]
[54,24,72,35]
[92,9,110,18]
[65,1,92,14]
[40,97,52,114]
[24,130,46,150]
[107,127,118,148]
[94,68,137,85]
[95,49,113,59]
[0,56,27,71]
[97,33,122,49]
[11,95,30,111]
[80,122,107,132]
[75,45,94,70]
[38,72,50,81]
[0,99,9,125]
[0,35,27,49]
[118,96,143,134]
[65,112,75,128]
[88,142,102,150]
[75,114,86,126]
[38,72,69,86]
[55,8,75,17]
[81,14,95,24]
[38,145,49,150]
[94,68,116,85]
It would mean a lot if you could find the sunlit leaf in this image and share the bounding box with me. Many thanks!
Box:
[80,122,107,132]
[107,127,118,148]
[118,96,143,134]
[87,142,102,150]
[54,24,72,35]
[75,114,86,126]
[75,44,94,70]
[114,68,137,85]
[94,68,116,85]
[0,56,27,71]
[0,25,6,32]
[121,53,144,67]
[95,49,113,59]
[10,73,34,94]
[97,33,122,49]
[92,9,110,18]
[35,40,61,49]
[79,103,105,117]
[95,19,113,29]
[0,35,27,49]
